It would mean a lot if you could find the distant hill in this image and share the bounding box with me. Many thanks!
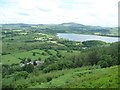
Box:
[1,22,118,36]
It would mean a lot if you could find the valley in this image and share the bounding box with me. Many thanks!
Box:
[1,23,120,89]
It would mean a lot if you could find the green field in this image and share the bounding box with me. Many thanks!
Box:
[2,49,81,64]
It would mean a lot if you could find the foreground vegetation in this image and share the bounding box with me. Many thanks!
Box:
[2,65,119,89]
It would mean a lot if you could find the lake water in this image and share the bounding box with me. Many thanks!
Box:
[57,33,119,43]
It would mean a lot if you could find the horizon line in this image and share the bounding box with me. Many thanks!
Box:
[0,22,117,28]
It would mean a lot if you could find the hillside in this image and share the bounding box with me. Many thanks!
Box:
[2,65,119,88]
[31,65,119,88]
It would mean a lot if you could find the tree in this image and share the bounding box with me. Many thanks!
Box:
[99,55,113,67]
[84,48,100,66]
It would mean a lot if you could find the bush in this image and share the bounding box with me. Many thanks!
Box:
[98,60,109,68]
[14,79,30,89]
[27,58,32,62]
[37,76,47,84]
[38,57,41,61]
[14,71,29,81]
[98,55,113,68]
[43,60,73,72]
[56,53,62,58]
[41,52,47,55]
[32,52,36,56]
[22,64,34,73]
[30,76,47,85]
[29,76,38,86]
[46,76,52,82]
[2,78,14,89]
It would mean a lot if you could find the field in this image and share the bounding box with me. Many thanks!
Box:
[2,49,80,65]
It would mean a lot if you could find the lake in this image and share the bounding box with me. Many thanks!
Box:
[57,33,119,43]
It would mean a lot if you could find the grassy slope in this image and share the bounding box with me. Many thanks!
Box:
[30,65,119,88]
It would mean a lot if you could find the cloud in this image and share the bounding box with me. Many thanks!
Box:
[0,0,119,27]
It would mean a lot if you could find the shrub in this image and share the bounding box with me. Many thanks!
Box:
[38,57,41,61]
[27,58,32,62]
[30,76,47,85]
[22,64,34,73]
[14,79,30,89]
[37,76,47,84]
[2,78,14,89]
[32,52,36,56]
[29,77,38,86]
[46,76,52,82]
[14,71,29,81]
[98,60,109,68]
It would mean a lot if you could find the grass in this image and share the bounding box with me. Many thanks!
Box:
[2,65,119,88]
[2,54,20,64]
[2,49,50,64]
[29,65,119,88]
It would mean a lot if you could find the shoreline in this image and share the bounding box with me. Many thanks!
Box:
[56,32,119,38]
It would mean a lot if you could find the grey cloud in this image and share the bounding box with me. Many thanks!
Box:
[37,8,52,12]
[18,12,30,16]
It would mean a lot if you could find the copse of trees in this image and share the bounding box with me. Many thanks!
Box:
[41,42,119,72]
[43,60,73,73]
[82,40,107,47]
[57,39,83,50]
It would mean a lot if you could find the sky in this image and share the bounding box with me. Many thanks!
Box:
[0,0,119,27]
